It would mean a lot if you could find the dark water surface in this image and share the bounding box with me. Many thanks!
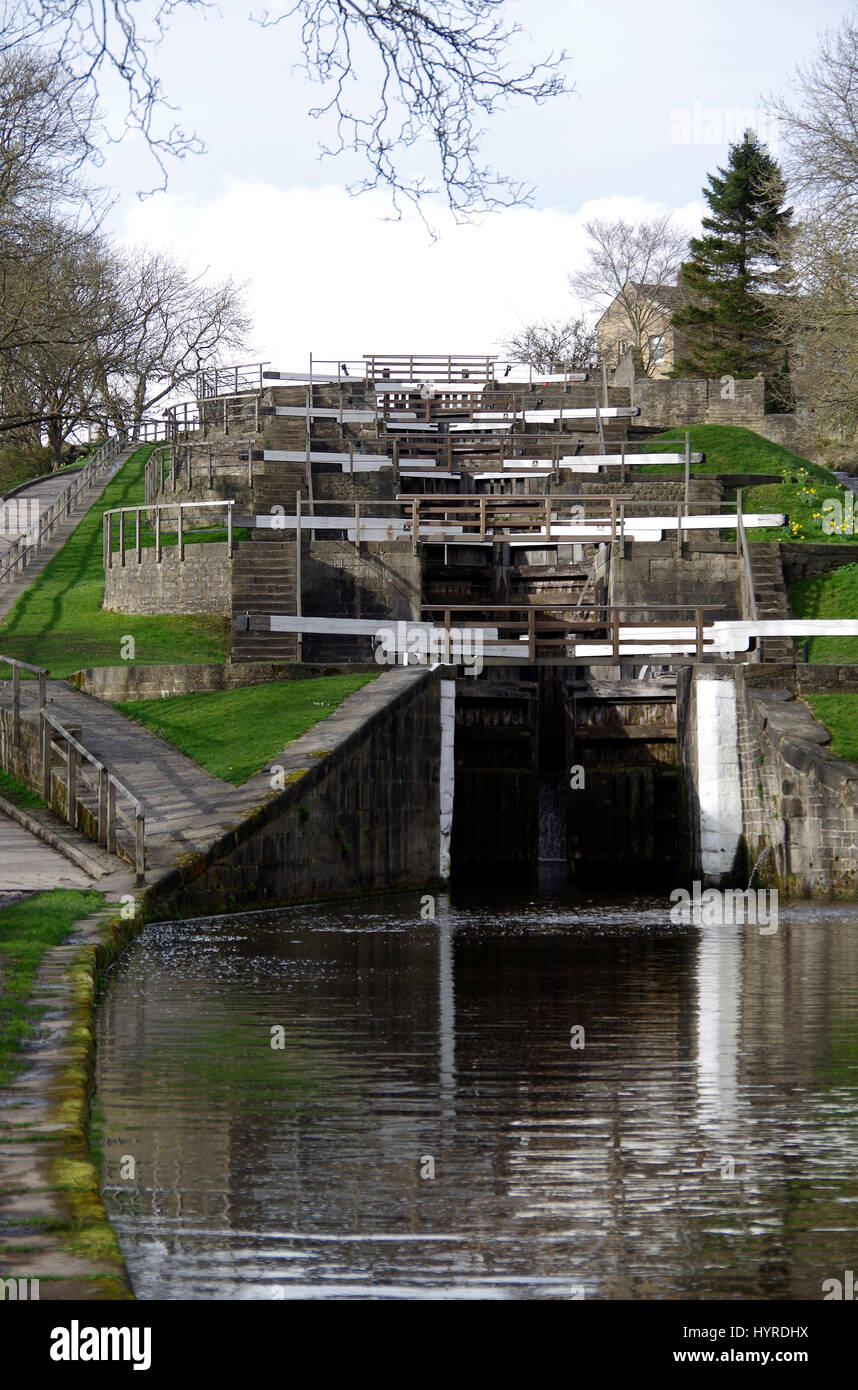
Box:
[93,887,858,1299]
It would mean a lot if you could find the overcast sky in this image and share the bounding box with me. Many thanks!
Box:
[96,0,854,370]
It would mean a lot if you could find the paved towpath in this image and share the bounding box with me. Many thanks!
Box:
[41,682,252,870]
[0,811,93,902]
[0,448,136,625]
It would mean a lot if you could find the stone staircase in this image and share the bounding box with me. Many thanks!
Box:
[748,542,794,662]
[230,534,299,662]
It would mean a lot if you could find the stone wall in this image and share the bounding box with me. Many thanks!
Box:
[103,543,232,615]
[679,662,858,894]
[68,661,377,702]
[303,539,421,662]
[611,536,741,617]
[632,375,765,429]
[151,666,442,914]
[0,705,42,789]
[778,543,858,588]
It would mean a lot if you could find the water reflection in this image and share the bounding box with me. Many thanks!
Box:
[93,890,858,1300]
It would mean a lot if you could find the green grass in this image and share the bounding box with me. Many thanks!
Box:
[804,694,858,762]
[0,445,228,677]
[641,425,854,545]
[640,424,816,477]
[789,563,858,662]
[114,674,379,783]
[107,521,250,554]
[0,889,105,1083]
[0,767,43,810]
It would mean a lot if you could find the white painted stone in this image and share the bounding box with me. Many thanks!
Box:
[439,680,456,880]
[696,675,743,883]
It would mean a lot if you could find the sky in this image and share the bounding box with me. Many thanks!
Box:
[90,0,856,370]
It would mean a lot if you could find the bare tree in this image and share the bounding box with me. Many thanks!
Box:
[2,228,124,462]
[98,249,251,434]
[770,214,858,448]
[2,1,570,217]
[767,16,858,447]
[570,215,688,376]
[501,317,597,374]
[768,16,858,215]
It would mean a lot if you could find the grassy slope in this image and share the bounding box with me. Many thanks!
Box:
[789,564,858,663]
[804,694,858,762]
[0,445,228,677]
[642,425,853,544]
[0,889,105,1083]
[115,674,379,784]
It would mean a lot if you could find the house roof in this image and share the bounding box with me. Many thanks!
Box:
[595,280,682,328]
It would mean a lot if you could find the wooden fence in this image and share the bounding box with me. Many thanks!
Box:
[0,655,145,882]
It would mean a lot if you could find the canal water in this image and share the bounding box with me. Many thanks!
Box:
[93,887,858,1300]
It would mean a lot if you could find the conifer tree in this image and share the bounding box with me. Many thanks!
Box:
[672,131,792,378]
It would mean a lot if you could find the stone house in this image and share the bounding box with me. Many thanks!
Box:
[596,281,686,379]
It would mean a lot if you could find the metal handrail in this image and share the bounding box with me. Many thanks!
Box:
[103,499,235,567]
[0,435,125,588]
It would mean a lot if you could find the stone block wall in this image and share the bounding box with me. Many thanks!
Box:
[778,543,858,588]
[302,539,421,663]
[735,671,858,895]
[68,661,377,702]
[679,662,858,894]
[152,667,442,913]
[103,543,232,615]
[632,375,767,431]
[611,536,741,617]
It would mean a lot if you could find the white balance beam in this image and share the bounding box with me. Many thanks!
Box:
[274,406,377,422]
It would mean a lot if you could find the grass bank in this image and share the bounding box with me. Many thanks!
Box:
[115,673,379,783]
[803,693,858,762]
[789,564,858,663]
[0,445,228,677]
[642,425,853,545]
[0,888,105,1083]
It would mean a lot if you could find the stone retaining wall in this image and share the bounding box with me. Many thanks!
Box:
[679,662,858,894]
[67,661,377,702]
[102,543,231,615]
[146,666,442,916]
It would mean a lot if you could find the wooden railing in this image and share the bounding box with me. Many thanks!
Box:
[364,353,497,383]
[419,602,727,663]
[146,440,257,497]
[0,435,125,590]
[0,655,47,744]
[103,499,235,567]
[41,710,145,883]
[0,655,145,882]
[399,494,632,545]
[381,432,628,471]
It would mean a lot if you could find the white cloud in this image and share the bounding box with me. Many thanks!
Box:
[121,182,703,369]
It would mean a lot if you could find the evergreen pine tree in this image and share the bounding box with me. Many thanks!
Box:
[671,131,792,378]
